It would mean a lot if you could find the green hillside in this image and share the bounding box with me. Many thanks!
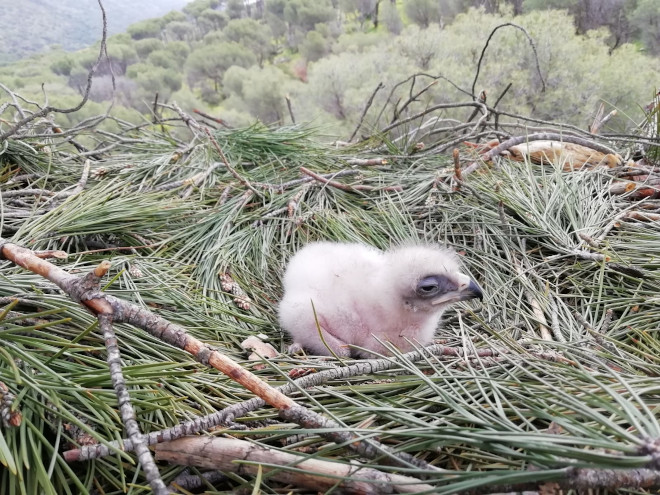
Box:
[0,0,658,139]
[0,0,189,65]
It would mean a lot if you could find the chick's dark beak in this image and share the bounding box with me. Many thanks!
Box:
[456,274,483,301]
[431,275,484,306]
[465,279,483,301]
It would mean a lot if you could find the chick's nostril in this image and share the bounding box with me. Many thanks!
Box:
[456,274,473,291]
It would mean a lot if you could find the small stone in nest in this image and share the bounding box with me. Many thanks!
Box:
[241,336,278,359]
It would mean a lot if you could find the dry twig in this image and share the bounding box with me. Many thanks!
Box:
[156,436,434,494]
[471,22,546,97]
[61,341,576,463]
[348,81,384,143]
[300,166,402,192]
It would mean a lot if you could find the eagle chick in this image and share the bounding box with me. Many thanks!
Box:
[279,242,482,357]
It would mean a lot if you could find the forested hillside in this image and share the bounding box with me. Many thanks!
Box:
[1,0,658,139]
[0,0,189,65]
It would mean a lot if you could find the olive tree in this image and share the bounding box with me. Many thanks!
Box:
[222,18,274,66]
[186,42,257,93]
[222,65,295,123]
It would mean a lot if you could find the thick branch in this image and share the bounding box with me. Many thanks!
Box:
[62,343,551,463]
[0,239,295,409]
[465,467,660,494]
[98,314,168,494]
[155,436,433,494]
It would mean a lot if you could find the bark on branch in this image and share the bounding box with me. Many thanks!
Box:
[155,436,434,494]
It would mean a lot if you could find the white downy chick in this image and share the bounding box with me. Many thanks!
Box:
[278,241,483,358]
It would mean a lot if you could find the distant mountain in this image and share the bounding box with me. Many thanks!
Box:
[0,0,189,65]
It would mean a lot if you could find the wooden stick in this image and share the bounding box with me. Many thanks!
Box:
[156,436,433,494]
[300,166,402,192]
[193,108,231,128]
[98,314,168,495]
[285,95,296,124]
[0,239,295,412]
[453,148,462,185]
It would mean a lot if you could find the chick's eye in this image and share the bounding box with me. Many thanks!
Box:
[416,276,440,297]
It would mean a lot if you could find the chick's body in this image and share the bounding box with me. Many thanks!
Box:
[279,242,481,357]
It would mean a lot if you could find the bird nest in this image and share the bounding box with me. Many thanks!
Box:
[0,119,659,494]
